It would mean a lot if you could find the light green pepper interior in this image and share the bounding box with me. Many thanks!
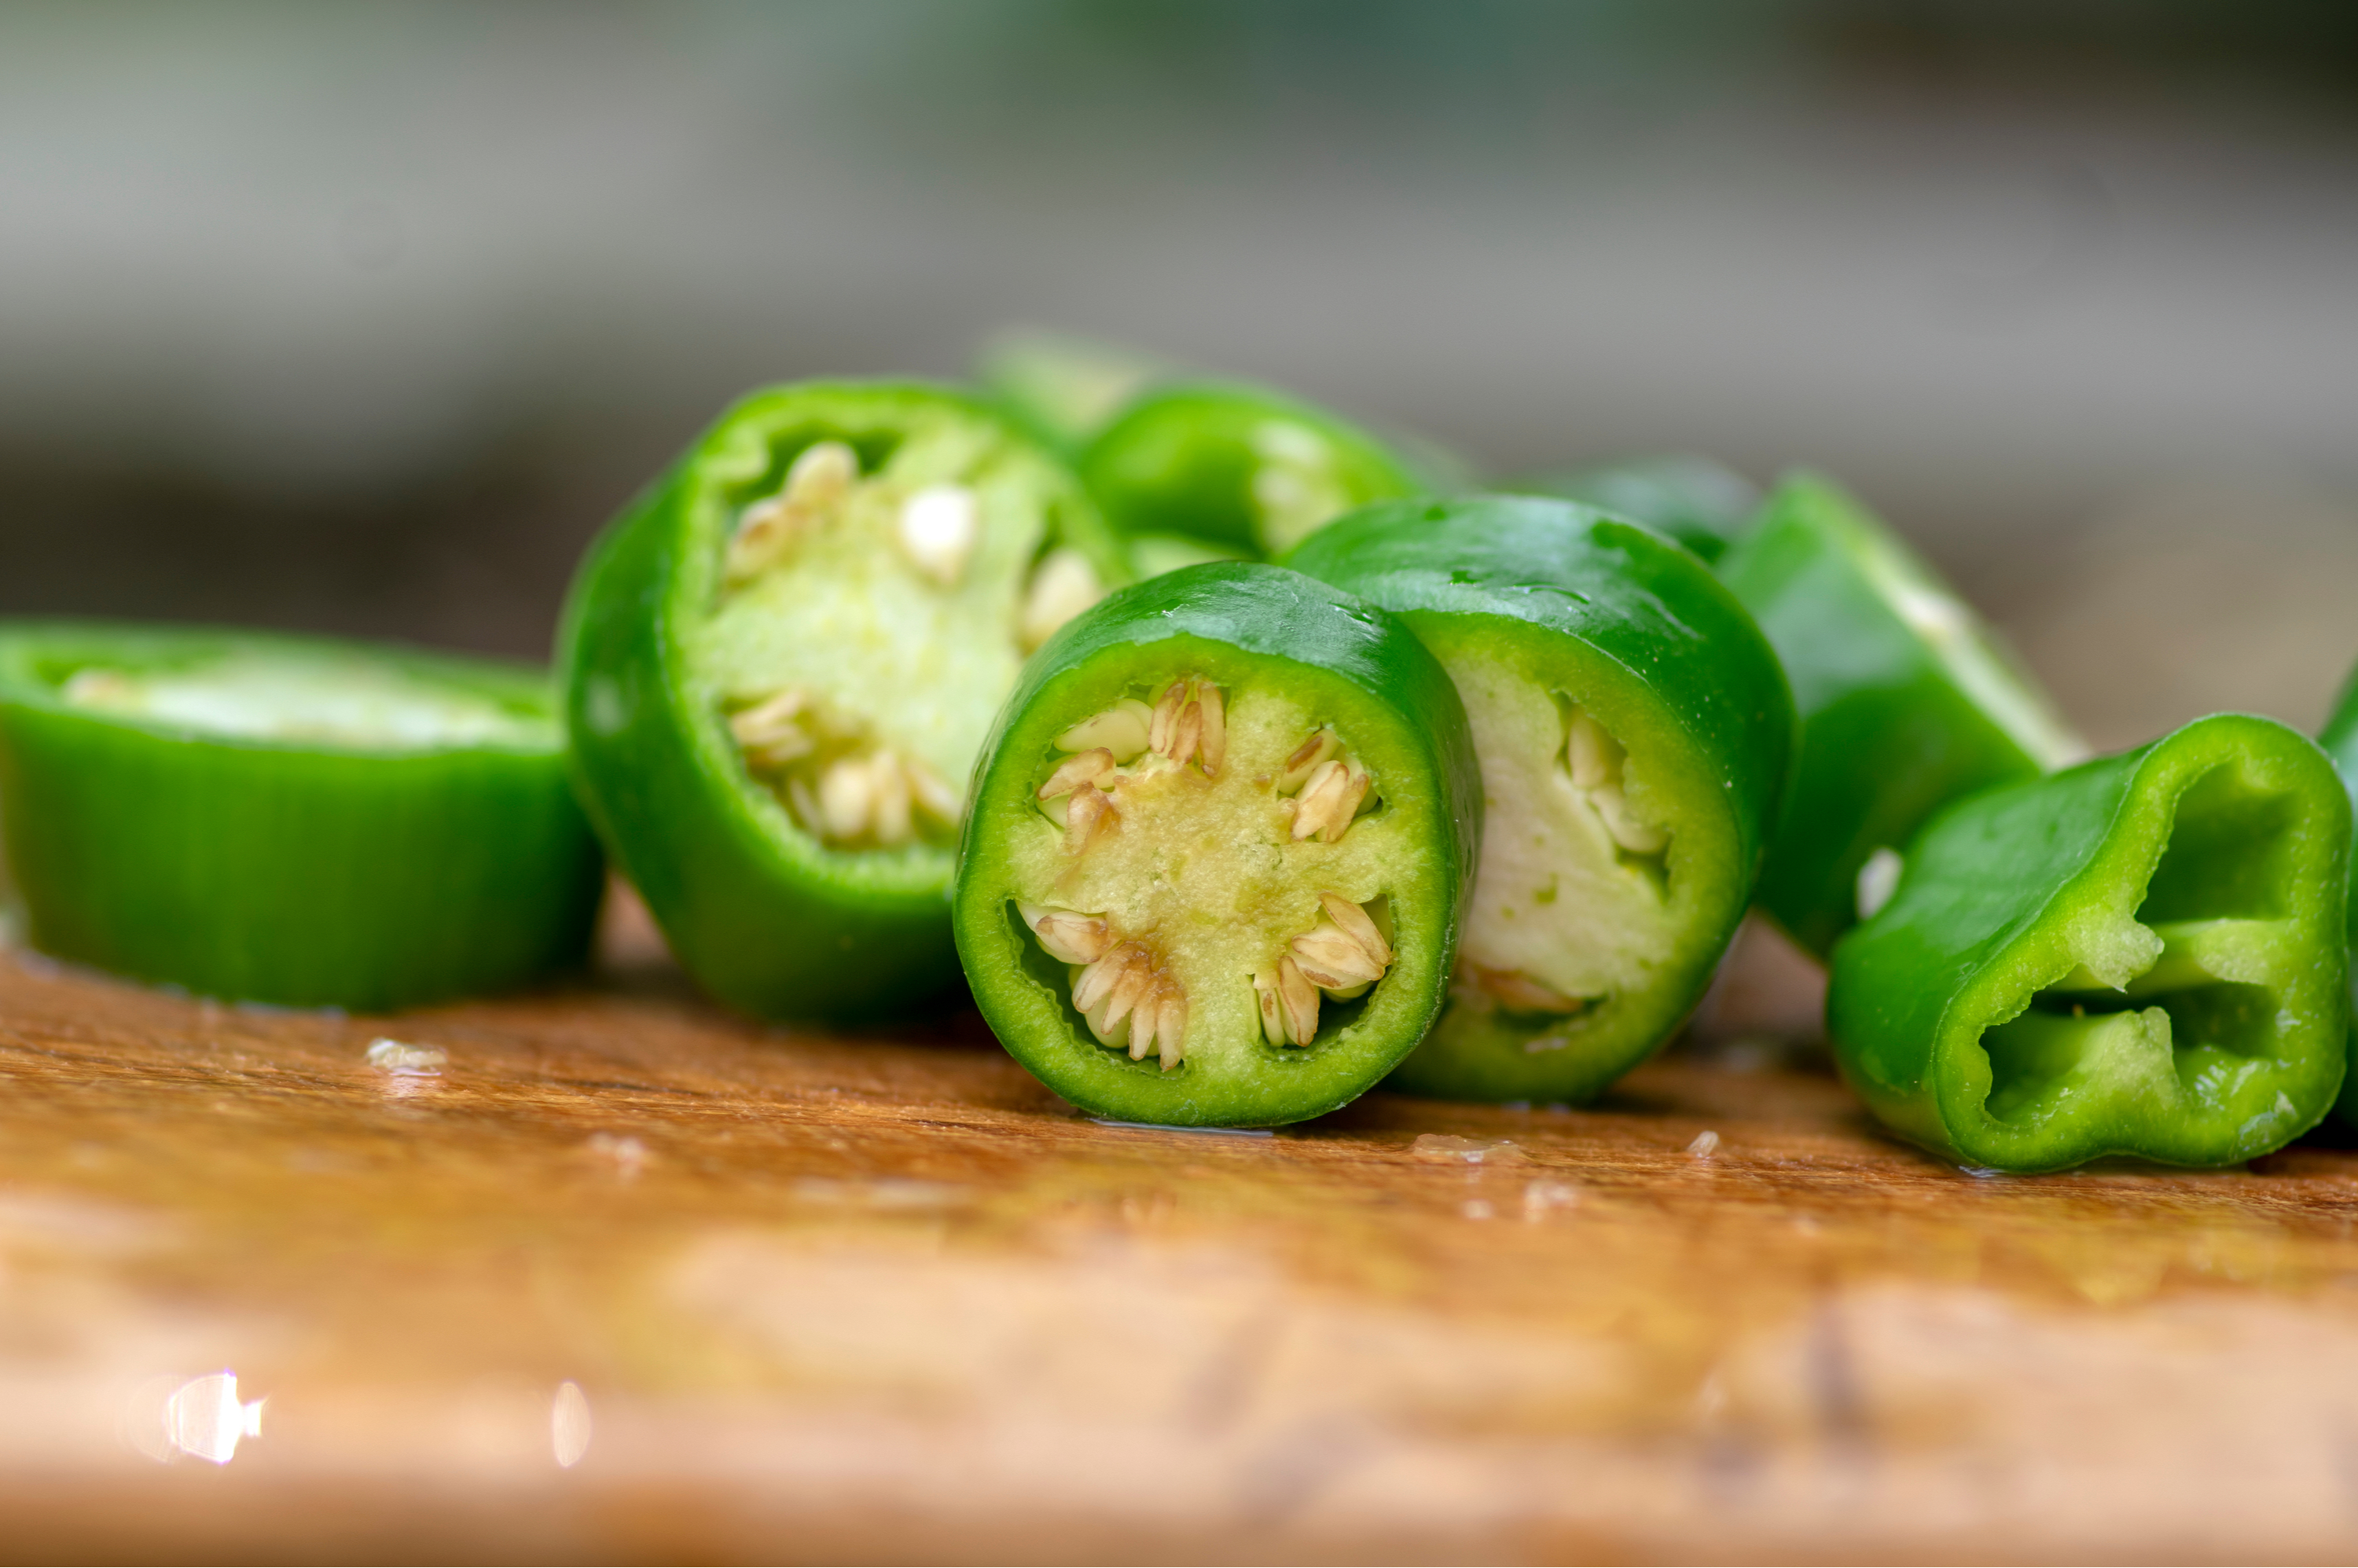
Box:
[1003,680,1403,1075]
[689,417,1102,851]
[1392,619,1741,1100]
[1966,760,2316,1152]
[55,652,549,751]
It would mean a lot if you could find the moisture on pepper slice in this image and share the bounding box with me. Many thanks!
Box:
[0,620,602,1011]
[1828,713,2349,1172]
[953,562,1482,1126]
[1716,472,2085,960]
[1288,496,1794,1102]
[1505,453,1761,564]
[1077,380,1449,567]
[560,380,1129,1021]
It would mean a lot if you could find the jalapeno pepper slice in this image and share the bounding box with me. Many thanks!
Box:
[0,621,601,1011]
[1507,453,1760,564]
[974,329,1167,454]
[1717,472,2084,959]
[1077,381,1442,564]
[2309,660,2358,1122]
[953,562,1481,1126]
[1828,714,2348,1172]
[560,381,1127,1020]
[1287,496,1794,1102]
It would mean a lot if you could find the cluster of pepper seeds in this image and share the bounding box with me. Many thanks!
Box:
[715,439,1104,850]
[1017,676,1394,1070]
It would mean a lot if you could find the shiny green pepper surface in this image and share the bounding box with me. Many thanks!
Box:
[1289,497,1794,1101]
[1829,714,2348,1172]
[0,622,601,1011]
[560,381,1126,1021]
[954,563,1481,1126]
[1717,473,2082,959]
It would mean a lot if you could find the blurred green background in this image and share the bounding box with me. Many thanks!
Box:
[3,0,2356,748]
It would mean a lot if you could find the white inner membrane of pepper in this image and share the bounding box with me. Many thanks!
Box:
[1003,678,1405,1072]
[694,424,1104,850]
[60,655,549,750]
[1442,649,1674,1028]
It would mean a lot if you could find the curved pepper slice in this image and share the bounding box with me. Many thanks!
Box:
[953,562,1482,1126]
[1508,453,1760,564]
[1077,381,1444,566]
[974,329,1167,454]
[1827,714,2349,1172]
[1287,496,1794,1102]
[560,381,1128,1020]
[2309,662,2358,1122]
[0,621,601,1011]
[1717,472,2084,959]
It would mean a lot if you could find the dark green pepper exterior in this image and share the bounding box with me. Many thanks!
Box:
[0,622,601,1011]
[954,562,1482,1126]
[2309,659,2358,1122]
[1828,714,2348,1171]
[560,380,1126,1021]
[1717,473,2083,959]
[1289,497,1794,1101]
[1505,453,1760,564]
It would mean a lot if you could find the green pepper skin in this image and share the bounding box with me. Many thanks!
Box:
[560,381,1126,1022]
[1077,381,1440,561]
[1287,496,1794,1101]
[0,622,601,1012]
[1828,714,2348,1172]
[1717,473,2082,960]
[1505,454,1760,564]
[2316,663,2358,942]
[2309,661,2358,1122]
[954,563,1482,1126]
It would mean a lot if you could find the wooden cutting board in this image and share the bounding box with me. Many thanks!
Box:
[2,905,2356,1563]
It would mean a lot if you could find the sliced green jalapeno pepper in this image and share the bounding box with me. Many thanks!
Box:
[0,621,601,1010]
[953,562,1481,1126]
[1077,381,1442,565]
[2316,662,2358,942]
[2310,661,2358,1122]
[1287,496,1794,1103]
[1827,714,2348,1172]
[1508,453,1760,564]
[974,329,1167,454]
[1717,472,2083,959]
[560,381,1127,1020]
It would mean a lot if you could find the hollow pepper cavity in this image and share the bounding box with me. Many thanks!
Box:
[1827,713,2349,1172]
[953,561,1482,1126]
[1288,495,1794,1102]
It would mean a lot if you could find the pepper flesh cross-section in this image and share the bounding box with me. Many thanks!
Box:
[953,563,1482,1126]
[560,381,1129,1020]
[1288,496,1795,1103]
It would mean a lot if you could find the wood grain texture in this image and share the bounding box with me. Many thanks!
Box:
[2,909,2357,1563]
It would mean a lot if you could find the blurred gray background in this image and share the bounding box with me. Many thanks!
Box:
[3,0,2355,748]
